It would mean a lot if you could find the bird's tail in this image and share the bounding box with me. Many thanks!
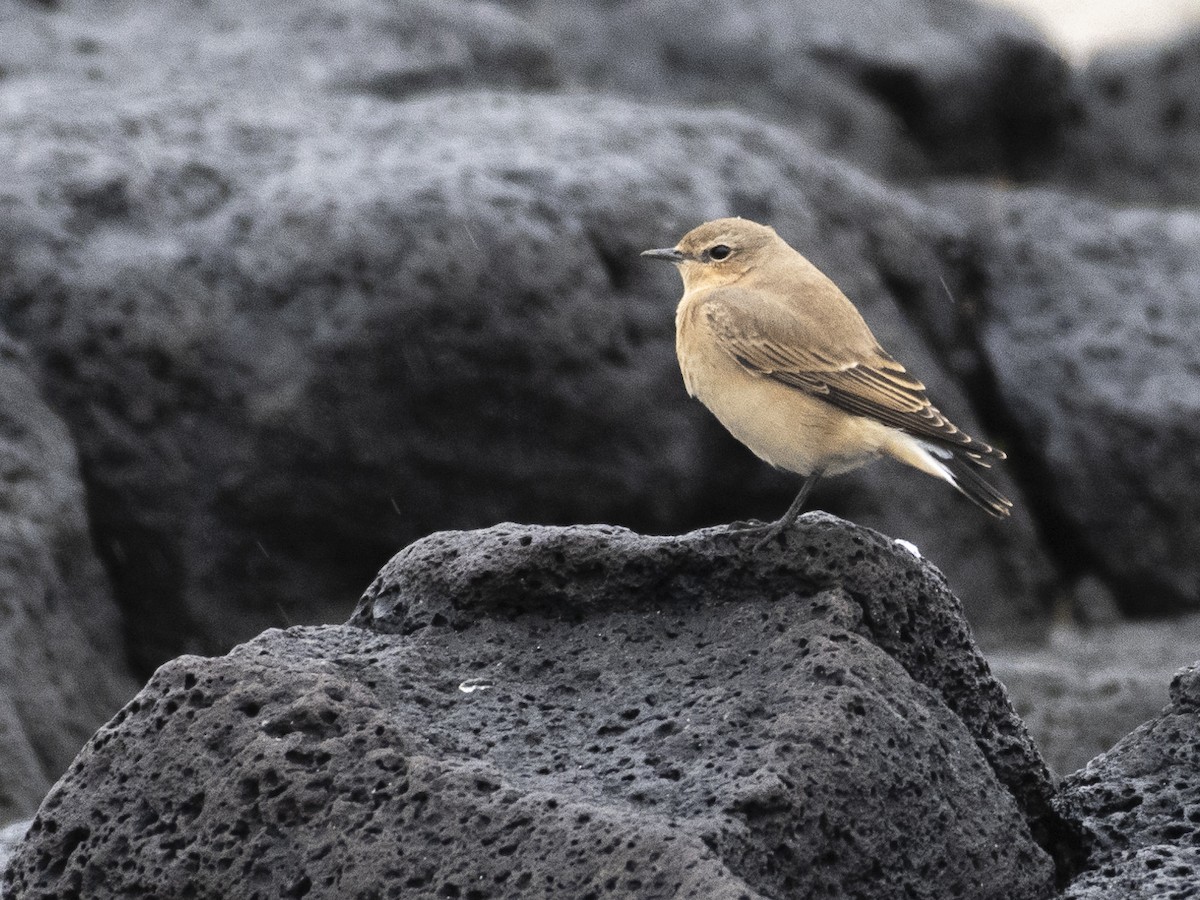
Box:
[886,433,1014,517]
[920,443,1013,518]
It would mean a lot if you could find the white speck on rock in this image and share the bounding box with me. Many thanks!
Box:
[459,678,495,693]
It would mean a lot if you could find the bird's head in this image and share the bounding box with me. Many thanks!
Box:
[641,217,782,291]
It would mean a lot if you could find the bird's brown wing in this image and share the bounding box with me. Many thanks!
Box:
[703,290,1004,461]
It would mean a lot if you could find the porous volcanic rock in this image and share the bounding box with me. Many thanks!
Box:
[0,820,31,882]
[0,86,1054,668]
[501,0,1071,180]
[990,613,1200,778]
[0,0,559,97]
[3,518,1077,898]
[0,335,135,822]
[1056,662,1200,899]
[932,185,1200,615]
[1054,27,1200,205]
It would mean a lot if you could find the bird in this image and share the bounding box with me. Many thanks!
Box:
[641,217,1011,547]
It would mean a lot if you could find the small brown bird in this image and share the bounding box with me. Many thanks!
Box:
[642,217,1011,545]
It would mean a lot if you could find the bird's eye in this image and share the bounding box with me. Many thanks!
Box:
[708,244,732,261]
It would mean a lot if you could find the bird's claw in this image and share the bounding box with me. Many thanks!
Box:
[750,524,787,552]
[725,519,767,533]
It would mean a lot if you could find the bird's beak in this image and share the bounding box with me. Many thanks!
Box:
[641,247,685,264]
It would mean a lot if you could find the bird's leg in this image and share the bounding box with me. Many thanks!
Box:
[751,470,823,551]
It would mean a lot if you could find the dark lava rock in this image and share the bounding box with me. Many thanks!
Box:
[1054,27,1200,205]
[0,821,31,882]
[933,185,1200,615]
[1056,662,1200,899]
[0,334,135,821]
[502,0,1071,181]
[989,613,1200,778]
[0,86,1055,668]
[0,0,559,97]
[3,518,1076,899]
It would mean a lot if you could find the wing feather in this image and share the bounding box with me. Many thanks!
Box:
[703,290,1004,461]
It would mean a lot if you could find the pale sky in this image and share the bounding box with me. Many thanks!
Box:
[985,0,1200,61]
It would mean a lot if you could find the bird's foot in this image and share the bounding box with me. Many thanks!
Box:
[725,519,767,533]
[750,521,789,552]
[724,518,792,550]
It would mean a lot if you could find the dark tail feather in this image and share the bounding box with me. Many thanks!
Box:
[942,451,1013,518]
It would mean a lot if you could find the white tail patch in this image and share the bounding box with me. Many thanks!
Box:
[915,443,958,485]
[912,440,1013,517]
[884,433,1012,517]
[887,435,957,484]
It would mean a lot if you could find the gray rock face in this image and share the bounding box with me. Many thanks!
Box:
[0,85,1055,668]
[503,0,1071,180]
[932,185,1200,614]
[2,518,1075,899]
[989,614,1200,778]
[1056,662,1200,899]
[0,335,135,822]
[1055,28,1200,205]
[0,819,31,896]
[0,0,559,97]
